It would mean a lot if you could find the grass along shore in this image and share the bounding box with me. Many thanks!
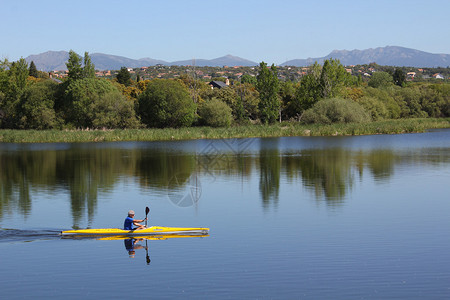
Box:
[0,118,449,143]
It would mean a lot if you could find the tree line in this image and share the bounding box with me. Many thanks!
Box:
[1,51,449,130]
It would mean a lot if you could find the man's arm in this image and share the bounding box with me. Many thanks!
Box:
[133,218,147,225]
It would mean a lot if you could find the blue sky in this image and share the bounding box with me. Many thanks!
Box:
[2,0,450,64]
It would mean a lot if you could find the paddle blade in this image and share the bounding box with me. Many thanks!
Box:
[145,206,149,227]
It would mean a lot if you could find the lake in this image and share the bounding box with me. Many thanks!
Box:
[1,129,449,299]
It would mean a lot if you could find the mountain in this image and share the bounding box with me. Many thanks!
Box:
[90,53,168,70]
[169,55,257,67]
[281,46,450,67]
[25,51,70,71]
[25,52,257,71]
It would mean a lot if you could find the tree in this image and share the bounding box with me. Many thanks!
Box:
[18,80,59,129]
[320,58,351,98]
[279,81,296,119]
[116,67,131,86]
[293,62,322,113]
[82,52,95,79]
[66,50,83,81]
[29,61,39,78]
[368,72,393,88]
[393,69,406,87]
[63,78,119,127]
[256,62,280,124]
[91,91,141,128]
[241,74,257,85]
[138,79,196,128]
[0,58,29,128]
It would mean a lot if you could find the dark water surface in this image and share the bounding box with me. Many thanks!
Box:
[1,130,449,299]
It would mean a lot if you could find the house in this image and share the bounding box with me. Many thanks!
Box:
[407,72,416,80]
[209,80,228,89]
[433,73,444,79]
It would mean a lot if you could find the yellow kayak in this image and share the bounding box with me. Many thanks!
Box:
[61,226,209,237]
[96,234,208,241]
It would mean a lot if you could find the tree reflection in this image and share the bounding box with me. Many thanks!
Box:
[284,149,353,205]
[259,139,280,208]
[0,140,448,220]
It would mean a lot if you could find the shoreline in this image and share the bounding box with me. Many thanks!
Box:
[0,118,449,143]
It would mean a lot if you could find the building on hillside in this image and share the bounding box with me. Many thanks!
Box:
[209,80,229,89]
[407,72,416,80]
[433,73,445,79]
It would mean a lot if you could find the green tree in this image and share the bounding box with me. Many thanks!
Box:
[63,78,119,127]
[241,74,257,85]
[320,58,351,98]
[116,67,131,86]
[279,81,296,119]
[368,72,393,88]
[91,91,141,128]
[393,69,406,87]
[0,58,29,128]
[293,62,322,113]
[18,80,59,129]
[138,79,196,128]
[29,61,39,78]
[82,52,95,79]
[66,50,83,81]
[256,62,280,124]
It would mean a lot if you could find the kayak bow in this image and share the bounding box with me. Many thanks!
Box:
[61,226,209,237]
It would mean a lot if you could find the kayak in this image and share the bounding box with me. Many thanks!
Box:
[96,234,208,241]
[61,226,209,237]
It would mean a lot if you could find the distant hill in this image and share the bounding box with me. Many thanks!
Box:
[25,51,70,71]
[24,51,257,71]
[169,55,257,67]
[24,46,450,71]
[281,46,450,67]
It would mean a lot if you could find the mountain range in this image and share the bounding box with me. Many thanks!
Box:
[281,46,450,68]
[24,46,450,71]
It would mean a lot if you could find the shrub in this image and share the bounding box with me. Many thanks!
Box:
[198,98,233,127]
[354,96,388,121]
[301,97,371,124]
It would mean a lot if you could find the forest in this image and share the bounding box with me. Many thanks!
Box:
[0,50,449,130]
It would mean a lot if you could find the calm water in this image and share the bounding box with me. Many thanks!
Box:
[1,130,449,299]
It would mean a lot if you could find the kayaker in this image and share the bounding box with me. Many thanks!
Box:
[124,210,147,230]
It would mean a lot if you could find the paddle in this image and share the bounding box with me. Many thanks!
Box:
[146,239,151,265]
[145,206,150,227]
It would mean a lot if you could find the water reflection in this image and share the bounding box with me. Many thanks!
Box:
[285,149,353,204]
[259,139,280,208]
[124,238,149,261]
[1,135,449,221]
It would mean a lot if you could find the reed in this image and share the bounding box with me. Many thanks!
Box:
[0,118,448,143]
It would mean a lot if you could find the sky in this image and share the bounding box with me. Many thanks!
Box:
[2,0,450,65]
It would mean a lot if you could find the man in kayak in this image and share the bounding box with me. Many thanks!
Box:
[124,210,147,230]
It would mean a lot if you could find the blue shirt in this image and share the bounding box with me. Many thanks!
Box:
[124,216,135,230]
